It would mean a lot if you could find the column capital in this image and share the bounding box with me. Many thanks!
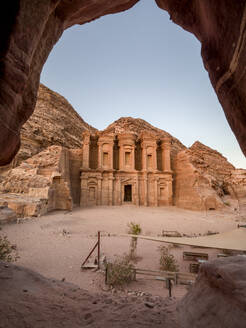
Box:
[161,136,171,147]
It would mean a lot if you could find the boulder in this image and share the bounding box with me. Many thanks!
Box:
[0,206,17,224]
[178,256,246,328]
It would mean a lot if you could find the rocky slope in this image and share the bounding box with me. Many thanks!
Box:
[0,84,96,173]
[0,261,178,328]
[0,146,73,217]
[173,141,240,211]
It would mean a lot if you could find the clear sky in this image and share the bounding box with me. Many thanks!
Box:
[41,0,246,169]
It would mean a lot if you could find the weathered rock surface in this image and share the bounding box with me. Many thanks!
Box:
[0,261,178,328]
[0,84,96,174]
[1,113,245,215]
[229,169,246,199]
[156,0,246,157]
[178,256,246,328]
[229,169,246,213]
[173,141,237,210]
[0,206,17,225]
[0,146,73,217]
[1,0,246,167]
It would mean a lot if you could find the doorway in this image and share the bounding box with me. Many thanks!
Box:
[124,184,132,202]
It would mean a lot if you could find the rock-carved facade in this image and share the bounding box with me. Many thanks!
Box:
[80,131,173,207]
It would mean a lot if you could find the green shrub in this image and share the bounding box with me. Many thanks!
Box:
[0,235,19,262]
[158,245,179,272]
[127,222,142,235]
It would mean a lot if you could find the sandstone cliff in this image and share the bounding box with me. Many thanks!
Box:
[0,84,96,173]
[0,92,245,215]
[0,146,73,217]
[173,141,242,211]
[178,256,246,328]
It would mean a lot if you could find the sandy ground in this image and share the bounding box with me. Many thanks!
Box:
[1,205,242,300]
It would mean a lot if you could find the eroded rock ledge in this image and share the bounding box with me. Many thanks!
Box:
[0,261,178,328]
[178,256,246,328]
[0,0,246,165]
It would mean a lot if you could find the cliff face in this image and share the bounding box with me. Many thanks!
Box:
[19,84,96,163]
[173,141,243,211]
[0,84,96,173]
[0,87,245,215]
[0,145,74,217]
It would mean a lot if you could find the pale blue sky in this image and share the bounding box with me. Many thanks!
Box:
[41,0,246,168]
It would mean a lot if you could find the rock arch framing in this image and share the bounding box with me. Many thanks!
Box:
[1,0,246,166]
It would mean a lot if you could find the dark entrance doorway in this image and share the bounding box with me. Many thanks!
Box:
[124,185,132,202]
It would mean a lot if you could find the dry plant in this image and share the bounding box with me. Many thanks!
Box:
[106,256,135,287]
[127,222,142,261]
[205,230,219,236]
[0,234,19,262]
[158,245,179,272]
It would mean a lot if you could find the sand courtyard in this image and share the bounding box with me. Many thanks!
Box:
[1,205,244,298]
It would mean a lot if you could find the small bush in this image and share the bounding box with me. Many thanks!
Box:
[106,256,135,287]
[206,230,219,236]
[158,245,179,272]
[0,235,19,262]
[127,222,142,235]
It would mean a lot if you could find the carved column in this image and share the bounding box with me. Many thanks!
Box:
[141,145,147,171]
[108,174,114,205]
[110,142,114,170]
[131,145,135,171]
[97,176,102,205]
[80,176,88,206]
[144,174,148,206]
[161,137,171,172]
[116,176,121,205]
[82,132,90,169]
[154,178,158,207]
[119,144,124,170]
[97,143,102,169]
[135,175,139,206]
[152,143,157,171]
[167,178,173,205]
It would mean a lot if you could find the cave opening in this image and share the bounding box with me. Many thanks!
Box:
[39,0,245,169]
